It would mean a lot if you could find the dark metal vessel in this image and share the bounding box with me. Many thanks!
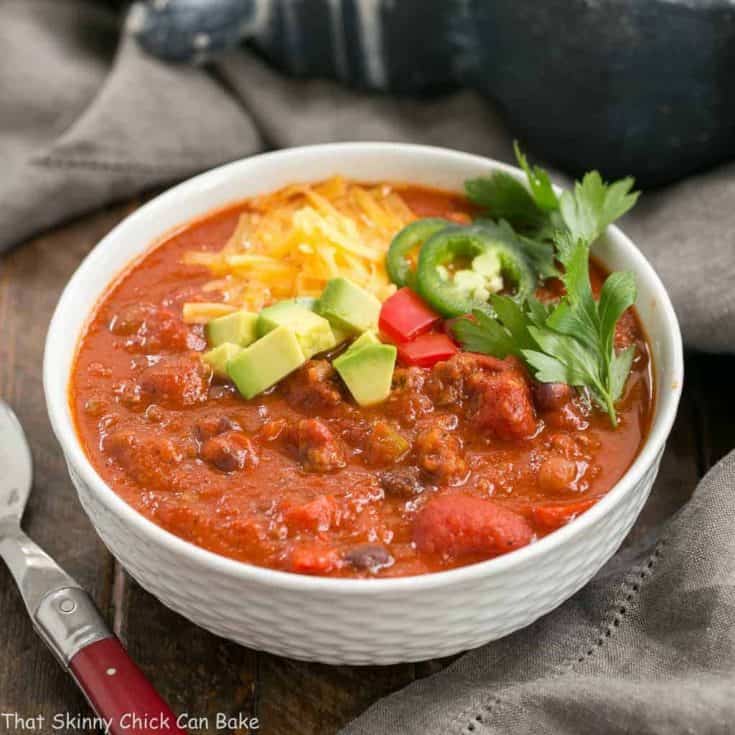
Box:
[131,0,735,186]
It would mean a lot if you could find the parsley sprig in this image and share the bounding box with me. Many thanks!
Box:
[465,143,563,279]
[454,146,640,426]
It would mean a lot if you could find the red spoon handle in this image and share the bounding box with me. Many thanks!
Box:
[69,637,186,735]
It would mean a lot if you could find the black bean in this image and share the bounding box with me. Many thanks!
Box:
[378,467,424,498]
[532,382,574,412]
[344,544,393,571]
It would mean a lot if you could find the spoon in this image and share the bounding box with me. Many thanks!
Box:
[0,400,185,735]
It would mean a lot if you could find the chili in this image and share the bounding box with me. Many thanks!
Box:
[69,181,653,579]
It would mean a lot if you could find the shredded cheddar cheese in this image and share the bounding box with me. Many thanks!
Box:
[182,177,415,317]
[181,302,237,324]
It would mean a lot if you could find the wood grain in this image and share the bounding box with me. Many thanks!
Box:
[117,577,258,733]
[0,199,718,734]
[0,204,134,724]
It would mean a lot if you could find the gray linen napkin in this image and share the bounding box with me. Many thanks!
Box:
[341,454,735,735]
[2,4,734,733]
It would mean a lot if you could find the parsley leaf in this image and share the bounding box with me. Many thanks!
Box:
[599,271,637,367]
[465,173,547,232]
[465,142,563,231]
[524,327,603,393]
[453,158,641,426]
[560,172,639,244]
[610,346,635,403]
[451,296,540,361]
[474,219,557,280]
[516,232,558,280]
[451,307,519,360]
[546,234,600,353]
[513,141,559,213]
[465,142,567,281]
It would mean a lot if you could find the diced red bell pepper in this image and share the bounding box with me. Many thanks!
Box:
[397,333,458,368]
[379,287,440,343]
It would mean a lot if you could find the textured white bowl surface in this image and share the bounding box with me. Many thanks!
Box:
[44,144,683,664]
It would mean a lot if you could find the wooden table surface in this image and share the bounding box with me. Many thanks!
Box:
[0,200,732,735]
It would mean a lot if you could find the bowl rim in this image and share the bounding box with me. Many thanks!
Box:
[43,142,684,593]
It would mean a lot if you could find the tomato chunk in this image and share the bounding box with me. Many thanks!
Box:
[379,287,440,343]
[283,495,337,534]
[138,354,211,408]
[530,498,597,532]
[414,495,534,558]
[288,542,339,574]
[466,368,536,440]
[397,333,458,368]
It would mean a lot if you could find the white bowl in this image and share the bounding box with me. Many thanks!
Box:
[44,144,683,665]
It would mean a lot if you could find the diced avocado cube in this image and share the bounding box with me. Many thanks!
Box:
[267,296,320,312]
[202,342,242,378]
[291,296,319,310]
[257,301,310,335]
[257,301,337,359]
[227,326,306,399]
[316,278,381,335]
[206,310,259,348]
[330,323,352,345]
[281,296,351,344]
[346,330,381,355]
[333,344,397,406]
